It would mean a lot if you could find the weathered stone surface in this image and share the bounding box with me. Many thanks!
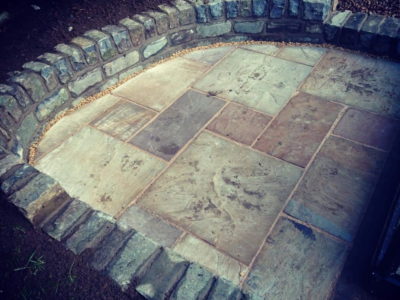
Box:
[253,0,267,16]
[103,51,139,77]
[225,0,238,19]
[0,84,31,108]
[197,21,232,37]
[84,30,118,61]
[240,44,280,55]
[102,25,133,53]
[254,93,342,168]
[303,0,331,21]
[288,0,300,17]
[170,263,214,300]
[119,205,182,247]
[71,36,99,65]
[267,20,301,32]
[159,4,180,28]
[277,46,326,66]
[146,11,170,34]
[305,23,323,33]
[183,46,232,65]
[0,94,22,125]
[375,17,400,54]
[138,132,303,264]
[174,0,196,25]
[55,43,86,71]
[119,18,145,47]
[36,127,166,216]
[11,72,46,102]
[323,10,351,42]
[270,0,285,19]
[207,102,271,145]
[133,14,157,39]
[143,37,168,58]
[301,50,400,118]
[334,108,399,151]
[42,199,91,241]
[208,278,242,300]
[340,12,367,47]
[91,225,134,271]
[0,126,11,149]
[66,211,115,255]
[136,249,189,300]
[38,52,74,84]
[209,0,224,19]
[243,217,347,299]
[1,164,38,195]
[360,15,382,50]
[91,100,155,141]
[107,232,161,290]
[238,0,252,17]
[16,113,39,150]
[188,0,208,23]
[174,234,247,284]
[379,17,400,38]
[23,61,59,91]
[131,90,225,160]
[195,48,312,114]
[286,136,386,241]
[118,65,143,81]
[9,173,66,224]
[170,29,195,45]
[234,21,264,33]
[35,88,69,121]
[68,68,103,96]
[0,152,22,178]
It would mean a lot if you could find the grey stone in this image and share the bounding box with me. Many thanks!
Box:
[360,15,382,50]
[102,25,133,53]
[209,0,224,19]
[188,0,208,23]
[0,94,22,124]
[0,152,22,178]
[107,232,161,290]
[35,88,69,121]
[23,61,59,91]
[225,0,238,19]
[170,29,195,45]
[234,21,264,34]
[103,51,140,77]
[303,0,331,21]
[66,211,115,255]
[84,30,118,61]
[38,52,74,84]
[16,113,39,150]
[68,68,103,96]
[375,17,400,54]
[146,11,170,34]
[238,0,252,17]
[380,17,400,38]
[267,20,301,32]
[323,10,351,42]
[91,225,134,271]
[143,37,168,59]
[10,72,46,102]
[170,263,214,300]
[159,4,180,28]
[136,249,189,300]
[288,0,300,17]
[119,18,145,47]
[253,0,267,17]
[0,127,10,149]
[1,164,38,195]
[340,12,367,48]
[71,36,99,65]
[0,84,31,108]
[197,21,232,37]
[42,199,91,241]
[306,24,323,33]
[270,0,285,19]
[207,278,242,300]
[174,0,196,25]
[55,44,87,71]
[118,65,143,81]
[133,14,157,39]
[9,173,66,224]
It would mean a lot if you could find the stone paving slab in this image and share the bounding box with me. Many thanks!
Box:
[243,217,347,299]
[138,132,302,264]
[276,46,326,66]
[301,50,400,118]
[194,48,312,115]
[183,46,233,65]
[240,44,281,55]
[285,135,387,242]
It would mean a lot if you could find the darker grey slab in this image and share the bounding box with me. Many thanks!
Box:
[207,278,243,300]
[285,136,386,242]
[243,217,347,299]
[0,164,38,195]
[130,90,225,160]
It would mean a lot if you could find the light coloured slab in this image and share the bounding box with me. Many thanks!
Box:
[112,57,209,111]
[183,46,233,65]
[240,44,281,56]
[277,46,326,66]
[36,126,166,216]
[194,48,312,114]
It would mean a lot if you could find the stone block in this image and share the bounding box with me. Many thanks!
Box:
[42,199,91,241]
[118,65,143,81]
[238,0,252,17]
[174,0,196,25]
[270,0,285,19]
[102,25,133,53]
[360,15,382,50]
[306,23,323,33]
[1,164,38,195]
[207,278,243,300]
[170,29,195,45]
[55,43,87,71]
[340,12,367,48]
[159,4,180,28]
[0,127,10,149]
[323,10,351,42]
[23,61,59,91]
[10,71,46,102]
[103,51,140,77]
[0,84,31,108]
[288,0,300,17]
[35,88,69,121]
[143,37,168,59]
[209,0,224,19]
[0,94,22,125]
[38,52,74,84]
[15,113,39,150]
[133,14,157,39]
[71,36,99,65]
[375,17,400,54]
[84,30,118,61]
[303,0,331,21]
[267,20,301,32]
[119,18,145,47]
[0,152,22,178]
[66,211,115,255]
[146,11,170,34]
[197,21,232,37]
[188,0,208,23]
[253,0,267,17]
[68,68,103,96]
[234,21,264,33]
[225,0,238,19]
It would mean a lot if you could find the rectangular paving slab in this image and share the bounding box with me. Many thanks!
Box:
[130,90,225,160]
[183,46,233,65]
[276,46,326,66]
[243,217,347,299]
[285,135,387,242]
[138,132,303,264]
[194,48,312,115]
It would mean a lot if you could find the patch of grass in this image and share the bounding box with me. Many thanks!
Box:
[14,249,45,276]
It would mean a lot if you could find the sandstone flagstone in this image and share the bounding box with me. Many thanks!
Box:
[183,46,233,65]
[277,46,326,66]
[240,44,280,55]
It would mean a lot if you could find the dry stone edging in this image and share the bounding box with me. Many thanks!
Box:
[1,0,400,299]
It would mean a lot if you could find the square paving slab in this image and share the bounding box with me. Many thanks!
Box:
[137,132,303,264]
[276,46,326,66]
[194,48,312,115]
[182,46,233,65]
[36,126,166,216]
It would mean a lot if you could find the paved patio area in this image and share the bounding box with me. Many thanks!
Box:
[33,43,400,298]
